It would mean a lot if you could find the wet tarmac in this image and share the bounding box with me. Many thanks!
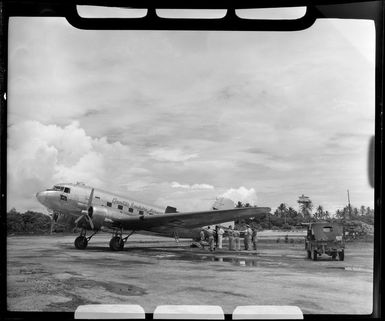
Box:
[7,234,374,315]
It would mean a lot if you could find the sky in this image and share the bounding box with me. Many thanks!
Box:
[7,14,375,214]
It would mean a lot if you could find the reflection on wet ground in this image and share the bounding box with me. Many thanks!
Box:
[162,253,261,267]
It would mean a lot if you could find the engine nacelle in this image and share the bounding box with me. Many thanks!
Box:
[88,206,108,230]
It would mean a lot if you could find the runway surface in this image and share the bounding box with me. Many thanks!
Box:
[7,233,373,315]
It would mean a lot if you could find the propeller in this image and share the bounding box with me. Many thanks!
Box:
[75,188,95,230]
[49,210,60,234]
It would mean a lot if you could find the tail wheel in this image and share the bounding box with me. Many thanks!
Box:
[312,250,318,261]
[109,236,124,251]
[339,250,345,261]
[74,236,88,249]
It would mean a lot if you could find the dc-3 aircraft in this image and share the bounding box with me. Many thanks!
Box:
[36,182,270,251]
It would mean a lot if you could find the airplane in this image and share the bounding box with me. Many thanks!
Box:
[36,182,271,251]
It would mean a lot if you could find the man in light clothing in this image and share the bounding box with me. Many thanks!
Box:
[233,227,241,251]
[217,226,224,249]
[200,228,206,249]
[246,225,253,251]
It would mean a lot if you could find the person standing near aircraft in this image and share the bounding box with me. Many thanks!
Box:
[243,227,249,250]
[246,225,253,251]
[207,226,215,251]
[233,227,240,251]
[215,225,219,247]
[217,226,224,249]
[200,228,206,249]
[228,226,234,251]
[252,227,258,251]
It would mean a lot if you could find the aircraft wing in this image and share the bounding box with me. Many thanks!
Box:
[115,207,270,230]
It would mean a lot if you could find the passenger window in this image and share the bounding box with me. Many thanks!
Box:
[129,208,133,213]
[107,202,112,207]
[118,205,123,210]
[64,187,70,193]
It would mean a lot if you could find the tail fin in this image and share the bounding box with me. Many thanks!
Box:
[211,197,234,210]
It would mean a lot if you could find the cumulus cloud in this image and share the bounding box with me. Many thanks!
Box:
[149,148,198,162]
[171,181,214,190]
[7,120,132,211]
[221,187,258,205]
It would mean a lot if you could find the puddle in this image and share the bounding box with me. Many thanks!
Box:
[326,266,372,273]
[344,266,372,273]
[154,254,177,258]
[159,253,261,267]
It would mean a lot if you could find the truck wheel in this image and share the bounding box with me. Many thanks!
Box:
[339,250,345,261]
[307,250,311,259]
[312,250,318,261]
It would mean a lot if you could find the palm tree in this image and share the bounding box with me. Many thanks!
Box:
[315,205,324,221]
[277,203,288,223]
[300,201,313,222]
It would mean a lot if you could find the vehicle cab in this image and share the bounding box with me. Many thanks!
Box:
[305,222,345,261]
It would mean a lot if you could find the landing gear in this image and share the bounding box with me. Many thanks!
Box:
[109,229,135,251]
[74,228,98,250]
[75,236,88,249]
[109,236,124,251]
[338,250,345,261]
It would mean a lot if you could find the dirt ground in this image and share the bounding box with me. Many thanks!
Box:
[7,233,373,315]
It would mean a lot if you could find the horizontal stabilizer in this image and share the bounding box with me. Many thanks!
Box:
[165,206,178,213]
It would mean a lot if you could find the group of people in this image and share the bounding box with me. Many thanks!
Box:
[199,225,258,252]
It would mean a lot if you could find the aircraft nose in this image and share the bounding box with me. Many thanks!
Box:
[36,191,47,204]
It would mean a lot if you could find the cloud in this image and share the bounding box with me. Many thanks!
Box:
[221,187,258,205]
[7,120,133,211]
[171,181,214,190]
[149,148,198,162]
[7,18,375,214]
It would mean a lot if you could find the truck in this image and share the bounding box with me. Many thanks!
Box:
[305,222,345,261]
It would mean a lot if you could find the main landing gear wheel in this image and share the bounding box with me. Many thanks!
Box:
[109,236,124,251]
[75,236,88,249]
[339,250,345,261]
[312,250,318,261]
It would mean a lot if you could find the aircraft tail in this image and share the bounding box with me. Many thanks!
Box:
[211,197,234,210]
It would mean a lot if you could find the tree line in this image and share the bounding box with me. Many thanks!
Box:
[235,201,374,230]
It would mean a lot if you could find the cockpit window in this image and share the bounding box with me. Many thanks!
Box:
[64,187,71,194]
[53,185,64,191]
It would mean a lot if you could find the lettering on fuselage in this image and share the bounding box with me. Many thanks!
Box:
[111,198,163,215]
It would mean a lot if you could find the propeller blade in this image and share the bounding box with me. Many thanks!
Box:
[74,215,83,224]
[86,215,94,230]
[87,188,94,208]
[74,189,95,230]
